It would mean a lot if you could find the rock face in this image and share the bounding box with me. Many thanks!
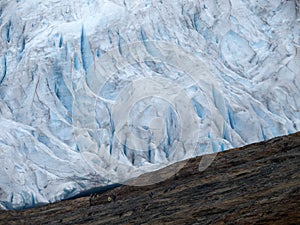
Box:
[0,132,299,224]
[0,0,300,209]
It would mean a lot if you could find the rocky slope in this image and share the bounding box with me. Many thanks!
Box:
[0,132,299,224]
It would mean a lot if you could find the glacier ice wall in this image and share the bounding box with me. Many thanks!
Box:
[0,0,299,209]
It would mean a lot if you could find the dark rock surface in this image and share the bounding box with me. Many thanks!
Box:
[1,132,300,224]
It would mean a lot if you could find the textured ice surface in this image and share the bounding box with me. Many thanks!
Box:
[0,0,299,209]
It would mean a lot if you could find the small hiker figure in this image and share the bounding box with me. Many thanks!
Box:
[89,194,93,207]
[112,193,116,202]
[149,191,153,199]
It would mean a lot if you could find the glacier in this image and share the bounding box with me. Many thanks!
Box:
[0,0,299,210]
